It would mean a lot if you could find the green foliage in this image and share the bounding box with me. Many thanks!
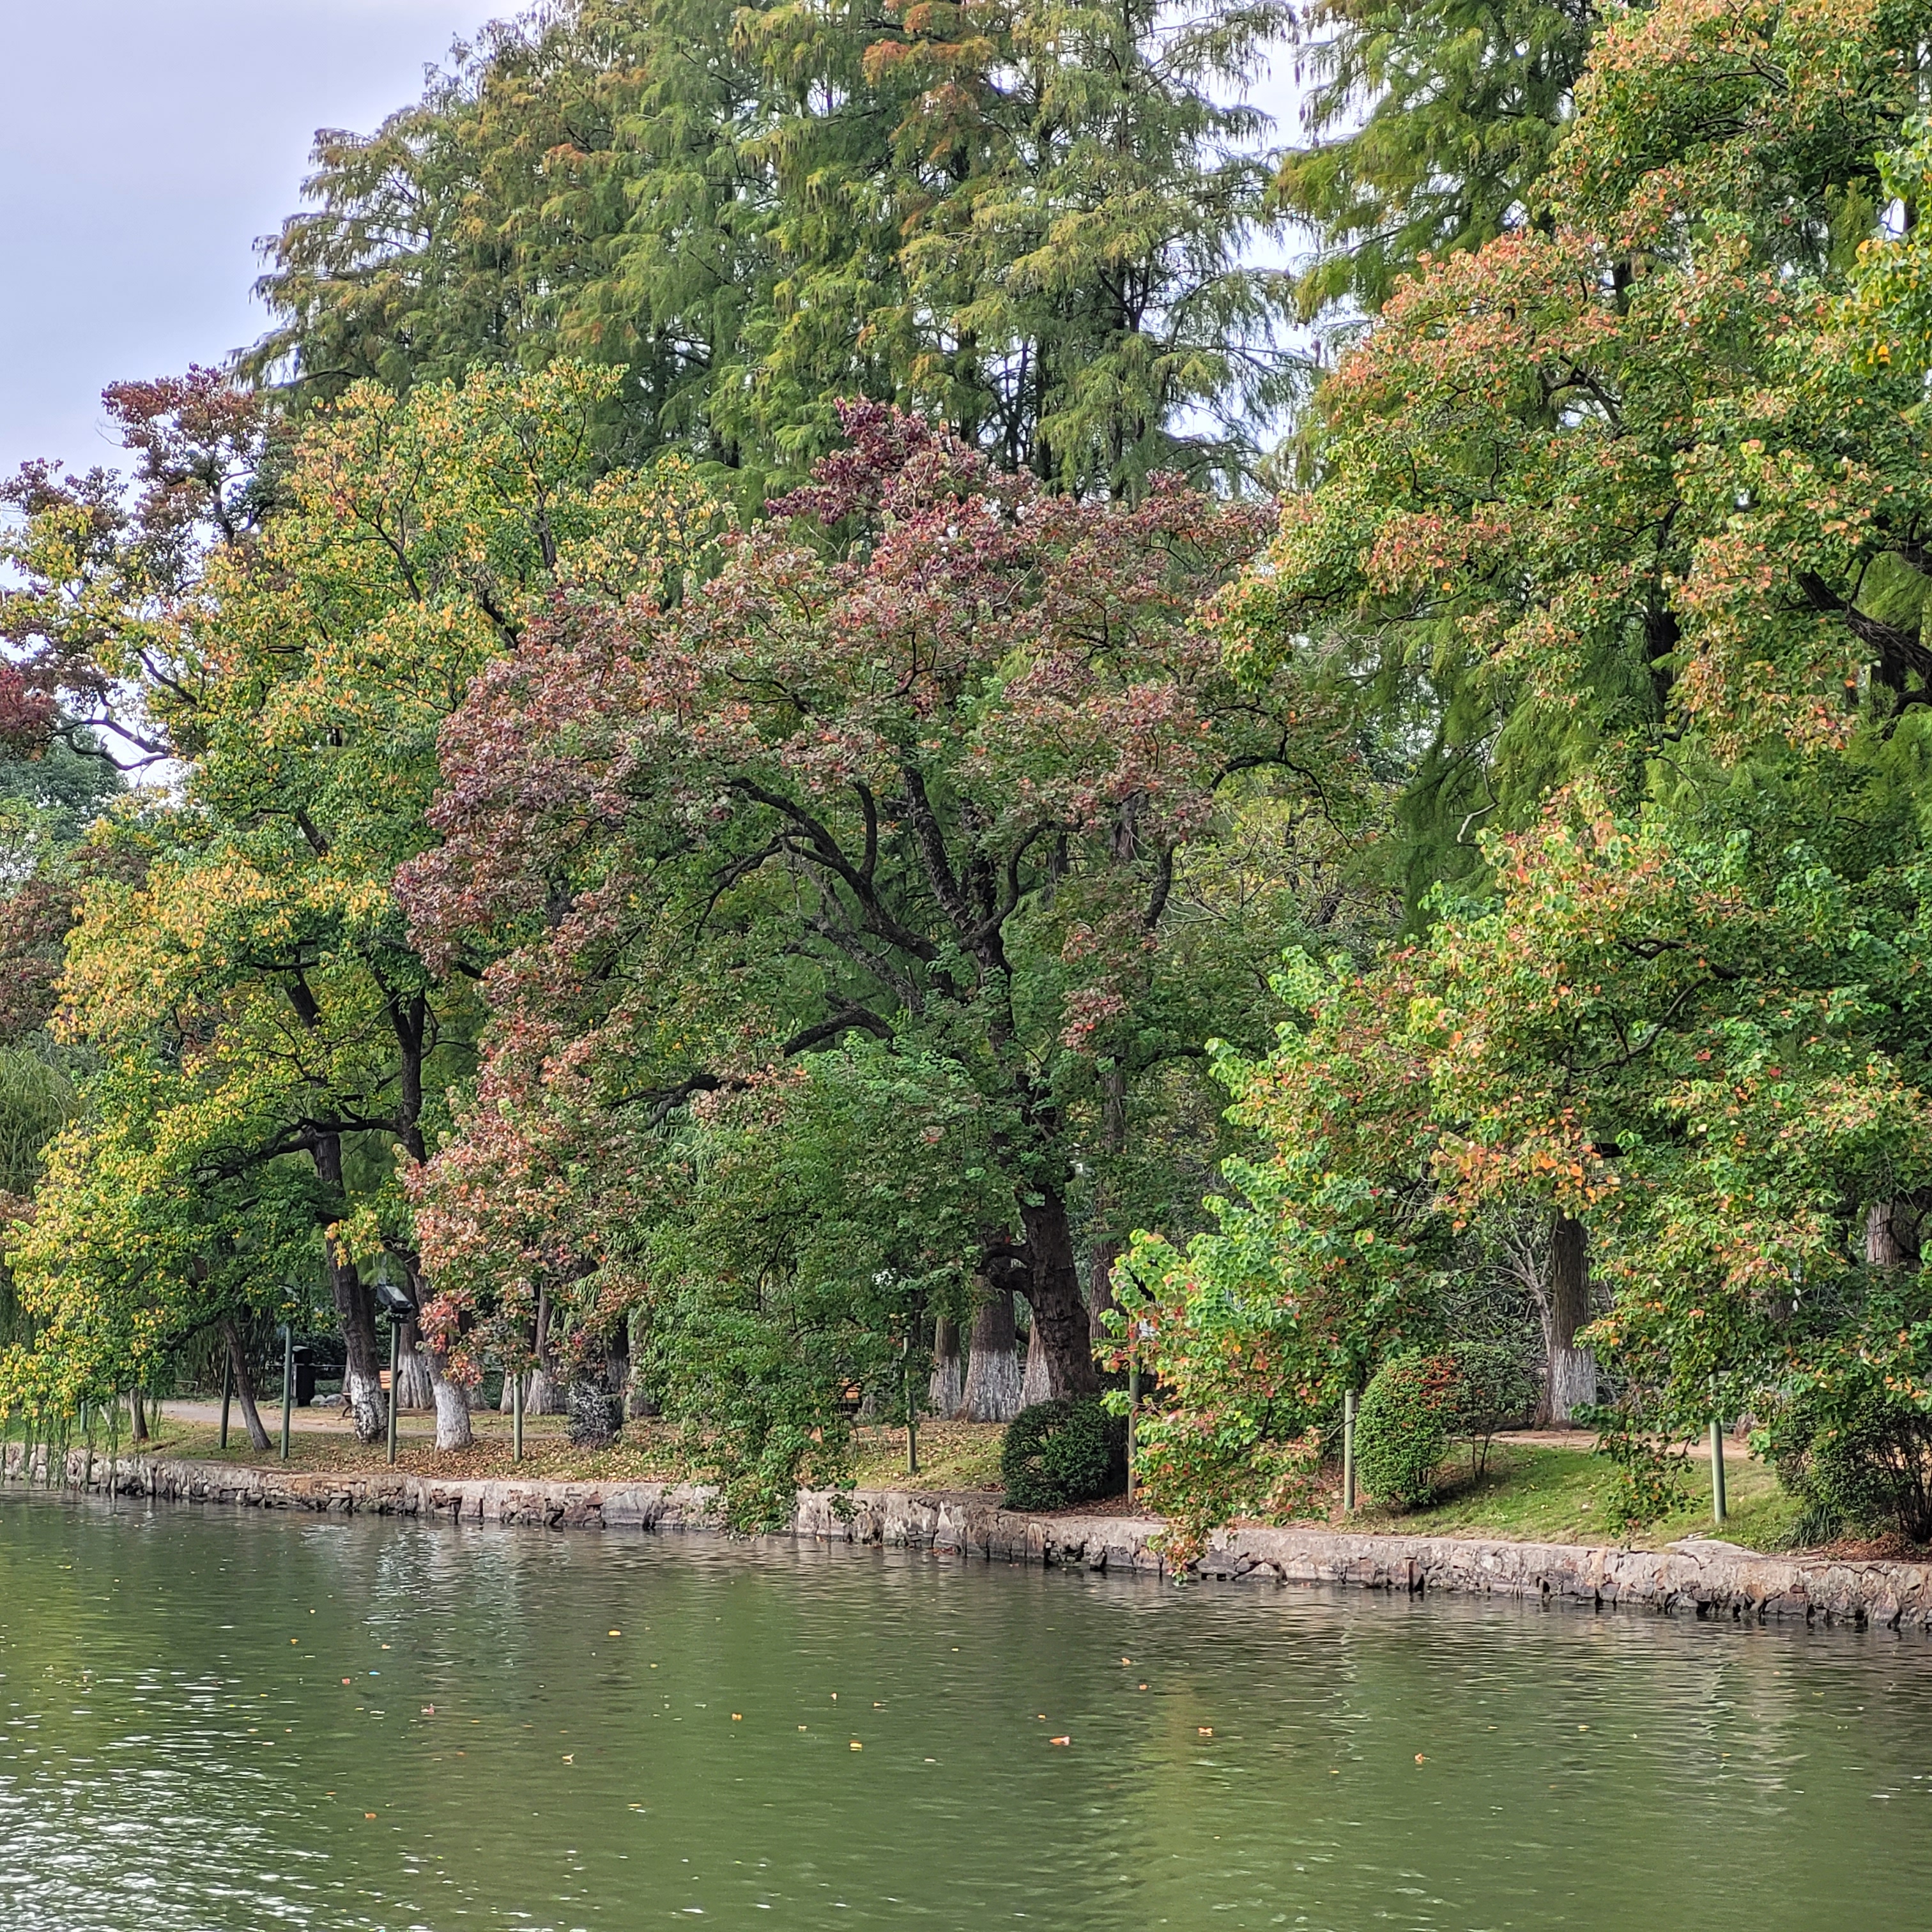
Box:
[1120,0,1932,1552]
[617,1046,1001,1528]
[1758,1272,1932,1544]
[0,1045,84,1353]
[0,1047,81,1200]
[1116,954,1446,1550]
[1446,1341,1538,1473]
[1588,1413,1693,1533]
[0,363,720,1429]
[1001,1395,1127,1511]
[404,406,1370,1505]
[1354,1352,1460,1508]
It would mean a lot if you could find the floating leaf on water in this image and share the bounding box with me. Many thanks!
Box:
[1050,1736,1071,1747]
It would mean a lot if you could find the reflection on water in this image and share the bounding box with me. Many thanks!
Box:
[0,1489,1924,1929]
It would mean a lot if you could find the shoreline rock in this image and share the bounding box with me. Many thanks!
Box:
[6,1443,1930,1632]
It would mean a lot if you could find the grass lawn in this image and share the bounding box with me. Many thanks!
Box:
[57,1407,1011,1495]
[848,1420,1005,1491]
[42,1409,1817,1554]
[1345,1439,1807,1554]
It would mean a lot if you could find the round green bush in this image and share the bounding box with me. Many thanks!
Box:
[1765,1376,1932,1544]
[1354,1353,1462,1510]
[1001,1395,1127,1511]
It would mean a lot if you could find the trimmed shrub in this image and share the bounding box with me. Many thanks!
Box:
[1354,1352,1462,1509]
[567,1382,624,1448]
[1001,1395,1127,1511]
[1763,1376,1932,1544]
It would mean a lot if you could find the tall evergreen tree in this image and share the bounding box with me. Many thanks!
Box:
[1273,0,1598,321]
[246,0,1297,497]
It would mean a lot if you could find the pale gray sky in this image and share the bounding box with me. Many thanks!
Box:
[0,0,501,482]
[0,1,1305,487]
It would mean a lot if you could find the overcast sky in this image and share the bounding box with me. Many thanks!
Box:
[0,1,1302,488]
[0,0,502,483]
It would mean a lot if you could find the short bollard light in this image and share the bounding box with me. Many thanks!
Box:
[374,1276,415,1467]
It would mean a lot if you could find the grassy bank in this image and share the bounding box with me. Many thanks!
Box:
[42,1409,1011,1494]
[1340,1441,1804,1554]
[43,1409,1811,1554]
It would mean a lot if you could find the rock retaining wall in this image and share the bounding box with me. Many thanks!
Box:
[8,1443,1931,1632]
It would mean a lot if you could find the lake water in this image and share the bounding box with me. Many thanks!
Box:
[0,1490,1926,1930]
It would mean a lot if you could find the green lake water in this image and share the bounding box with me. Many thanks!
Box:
[1,1492,1928,1930]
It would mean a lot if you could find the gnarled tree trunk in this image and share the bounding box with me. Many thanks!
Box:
[1088,1239,1123,1344]
[1868,1198,1925,1266]
[314,1131,385,1443]
[422,1338,474,1451]
[526,1284,571,1414]
[1540,1213,1597,1427]
[394,1321,436,1411]
[526,1368,571,1415]
[960,1289,1023,1422]
[1018,1188,1100,1397]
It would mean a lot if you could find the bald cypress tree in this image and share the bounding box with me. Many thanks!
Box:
[1273,0,1600,321]
[247,0,1298,498]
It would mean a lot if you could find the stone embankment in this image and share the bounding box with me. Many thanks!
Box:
[9,1442,1932,1632]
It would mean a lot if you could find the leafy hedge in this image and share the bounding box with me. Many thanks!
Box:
[1001,1395,1127,1511]
[1764,1376,1932,1545]
[1354,1353,1462,1508]
[1354,1345,1542,1510]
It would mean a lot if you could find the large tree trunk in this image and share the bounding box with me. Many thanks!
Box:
[1087,1067,1128,1348]
[525,1285,571,1414]
[222,1319,272,1453]
[422,1340,474,1452]
[130,1390,148,1445]
[960,1289,1023,1422]
[1868,1199,1924,1266]
[1018,1189,1100,1397]
[1020,1319,1051,1406]
[928,1316,963,1418]
[1540,1213,1597,1427]
[312,1131,385,1443]
[607,1321,631,1411]
[394,1321,436,1411]
[526,1368,571,1415]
